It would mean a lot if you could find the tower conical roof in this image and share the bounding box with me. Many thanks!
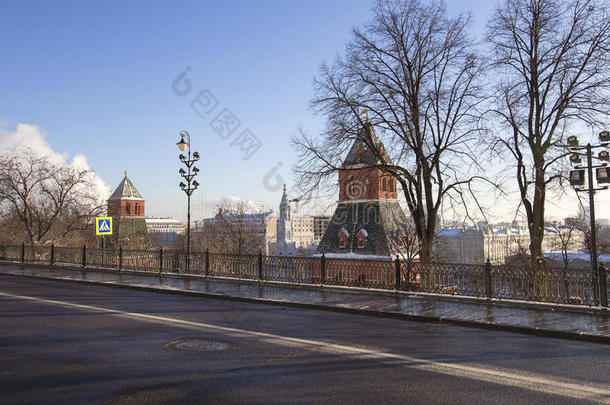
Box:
[342,122,393,167]
[109,172,144,201]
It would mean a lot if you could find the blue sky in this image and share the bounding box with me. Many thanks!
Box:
[1,0,507,220]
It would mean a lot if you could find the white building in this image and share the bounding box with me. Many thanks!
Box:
[145,217,186,248]
[433,226,584,264]
[199,211,277,255]
[312,215,331,244]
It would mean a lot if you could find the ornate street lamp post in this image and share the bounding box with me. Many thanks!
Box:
[567,131,609,307]
[177,130,200,272]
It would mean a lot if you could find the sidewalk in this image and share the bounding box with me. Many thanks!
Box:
[1,262,609,343]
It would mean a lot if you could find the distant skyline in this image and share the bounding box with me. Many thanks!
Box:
[2,0,608,223]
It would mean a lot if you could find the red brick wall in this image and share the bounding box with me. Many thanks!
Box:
[308,257,420,285]
[338,168,397,201]
[107,199,145,217]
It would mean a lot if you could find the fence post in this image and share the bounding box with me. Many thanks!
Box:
[395,255,401,290]
[205,249,210,277]
[82,245,86,268]
[484,258,492,299]
[119,247,123,271]
[258,250,263,281]
[159,248,163,274]
[50,244,55,266]
[21,242,25,263]
[321,253,326,285]
[599,263,608,308]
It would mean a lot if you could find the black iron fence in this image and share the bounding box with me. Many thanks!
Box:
[0,243,607,307]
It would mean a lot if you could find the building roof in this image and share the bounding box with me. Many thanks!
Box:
[435,226,568,237]
[109,172,144,201]
[545,251,610,263]
[342,122,393,168]
[203,211,273,222]
[145,217,185,225]
[316,200,410,256]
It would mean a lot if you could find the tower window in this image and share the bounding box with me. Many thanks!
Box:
[338,228,349,248]
[397,231,404,246]
[356,143,365,159]
[357,229,368,248]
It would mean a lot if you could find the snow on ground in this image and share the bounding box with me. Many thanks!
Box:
[311,252,392,259]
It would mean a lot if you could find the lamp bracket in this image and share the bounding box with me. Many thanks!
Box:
[574,163,609,169]
[573,186,609,193]
[569,144,608,152]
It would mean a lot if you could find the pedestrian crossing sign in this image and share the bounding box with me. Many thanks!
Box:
[95,217,112,235]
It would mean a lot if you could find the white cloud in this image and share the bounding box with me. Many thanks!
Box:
[0,123,112,203]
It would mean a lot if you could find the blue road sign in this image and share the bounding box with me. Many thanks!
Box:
[96,217,112,235]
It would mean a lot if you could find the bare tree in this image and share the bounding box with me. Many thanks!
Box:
[387,203,421,262]
[571,200,610,260]
[580,218,603,260]
[547,219,583,269]
[599,225,610,254]
[294,0,488,262]
[0,149,104,245]
[487,0,610,266]
[0,212,26,245]
[195,199,271,255]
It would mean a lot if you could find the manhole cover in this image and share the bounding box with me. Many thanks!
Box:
[165,338,229,352]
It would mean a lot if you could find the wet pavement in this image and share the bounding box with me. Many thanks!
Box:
[1,263,609,342]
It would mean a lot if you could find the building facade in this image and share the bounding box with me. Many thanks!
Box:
[313,215,331,244]
[146,217,185,248]
[200,211,276,254]
[432,226,585,264]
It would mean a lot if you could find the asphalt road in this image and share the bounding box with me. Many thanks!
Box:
[1,275,609,405]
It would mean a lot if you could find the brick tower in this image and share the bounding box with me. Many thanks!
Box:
[107,172,150,249]
[317,122,410,257]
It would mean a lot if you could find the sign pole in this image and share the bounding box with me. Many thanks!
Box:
[95,217,113,269]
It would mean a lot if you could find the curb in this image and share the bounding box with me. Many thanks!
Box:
[2,270,609,345]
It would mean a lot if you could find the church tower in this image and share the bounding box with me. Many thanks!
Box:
[277,184,292,245]
[107,172,150,249]
[317,121,410,256]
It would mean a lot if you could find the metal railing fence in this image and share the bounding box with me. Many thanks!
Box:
[0,243,607,307]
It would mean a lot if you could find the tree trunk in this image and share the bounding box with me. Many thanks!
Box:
[529,164,546,267]
[419,241,432,263]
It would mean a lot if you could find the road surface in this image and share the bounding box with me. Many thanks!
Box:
[0,275,609,404]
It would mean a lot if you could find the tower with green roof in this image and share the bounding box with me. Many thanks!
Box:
[107,172,150,249]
